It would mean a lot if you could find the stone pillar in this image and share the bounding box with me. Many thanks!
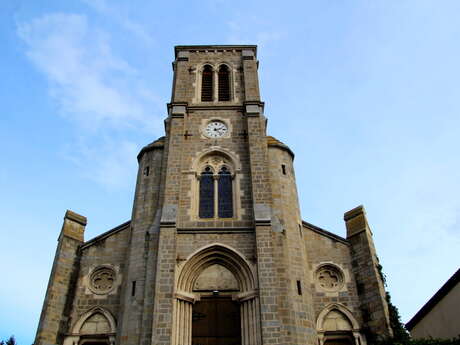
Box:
[242,49,260,101]
[345,205,392,339]
[150,98,187,344]
[172,50,190,102]
[239,296,261,345]
[244,49,316,344]
[34,210,86,345]
[171,296,193,345]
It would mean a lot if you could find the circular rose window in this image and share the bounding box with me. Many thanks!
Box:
[316,265,344,292]
[90,267,115,294]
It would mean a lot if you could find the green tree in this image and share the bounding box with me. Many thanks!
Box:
[375,263,410,343]
[0,336,16,345]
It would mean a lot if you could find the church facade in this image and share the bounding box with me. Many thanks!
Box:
[34,45,392,345]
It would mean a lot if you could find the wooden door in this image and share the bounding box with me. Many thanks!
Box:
[192,297,241,345]
[324,337,354,345]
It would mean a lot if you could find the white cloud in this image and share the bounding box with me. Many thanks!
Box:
[17,13,160,131]
[226,18,283,48]
[81,0,154,46]
[64,137,140,190]
[17,13,163,190]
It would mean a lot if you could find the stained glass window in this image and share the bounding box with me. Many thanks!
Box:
[218,167,233,218]
[199,167,214,218]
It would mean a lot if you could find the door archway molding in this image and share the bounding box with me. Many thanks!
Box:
[172,243,260,345]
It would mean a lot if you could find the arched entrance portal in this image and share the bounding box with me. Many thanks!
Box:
[192,264,241,345]
[173,244,260,345]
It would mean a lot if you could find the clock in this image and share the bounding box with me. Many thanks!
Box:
[204,120,228,138]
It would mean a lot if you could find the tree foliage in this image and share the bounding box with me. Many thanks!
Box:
[0,336,16,345]
[373,263,460,345]
[375,262,410,343]
[374,337,460,345]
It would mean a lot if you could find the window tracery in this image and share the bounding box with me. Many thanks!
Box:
[315,264,344,292]
[89,267,116,294]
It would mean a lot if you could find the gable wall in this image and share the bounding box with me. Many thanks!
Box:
[303,227,363,325]
[68,226,130,332]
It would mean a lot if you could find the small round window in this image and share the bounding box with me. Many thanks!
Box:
[316,265,344,292]
[89,267,116,294]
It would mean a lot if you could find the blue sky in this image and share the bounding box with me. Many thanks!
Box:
[1,0,459,343]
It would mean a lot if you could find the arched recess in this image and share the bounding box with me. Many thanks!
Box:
[201,64,214,102]
[217,62,236,102]
[63,307,116,345]
[316,304,365,345]
[217,63,232,101]
[190,148,242,220]
[172,244,261,345]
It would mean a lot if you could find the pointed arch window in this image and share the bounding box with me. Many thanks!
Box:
[218,166,233,217]
[198,164,234,219]
[218,65,230,101]
[199,167,214,218]
[201,65,213,102]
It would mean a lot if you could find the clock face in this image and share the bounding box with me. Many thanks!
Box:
[204,121,228,138]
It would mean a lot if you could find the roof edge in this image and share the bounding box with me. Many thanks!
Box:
[406,268,460,330]
[80,220,131,250]
[267,136,295,159]
[175,45,257,57]
[302,220,349,245]
[137,136,165,162]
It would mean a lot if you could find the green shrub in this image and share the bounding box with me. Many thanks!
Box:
[0,336,16,345]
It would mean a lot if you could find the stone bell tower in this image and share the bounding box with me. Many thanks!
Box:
[122,45,318,345]
[35,45,392,345]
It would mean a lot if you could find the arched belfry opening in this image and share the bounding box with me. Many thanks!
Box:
[201,65,213,102]
[173,245,260,345]
[218,64,230,101]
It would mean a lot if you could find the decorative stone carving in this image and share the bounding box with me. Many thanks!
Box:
[89,267,115,294]
[211,156,223,165]
[193,264,239,291]
[201,155,229,171]
[316,265,344,292]
[80,313,111,334]
[323,310,353,331]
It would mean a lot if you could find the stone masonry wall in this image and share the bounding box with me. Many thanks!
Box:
[176,232,255,261]
[119,142,165,345]
[177,108,253,227]
[268,145,317,345]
